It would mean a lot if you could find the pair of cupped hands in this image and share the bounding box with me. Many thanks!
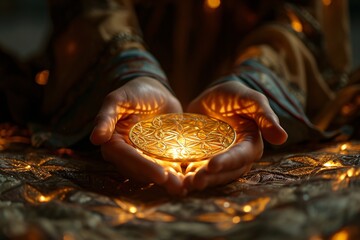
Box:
[90,77,288,196]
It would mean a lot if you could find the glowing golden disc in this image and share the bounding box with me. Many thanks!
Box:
[129,113,236,162]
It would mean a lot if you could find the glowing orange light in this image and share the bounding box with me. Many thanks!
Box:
[205,0,221,9]
[323,0,332,6]
[63,233,76,240]
[243,205,252,213]
[232,216,241,224]
[35,70,49,85]
[242,214,255,221]
[338,173,347,181]
[331,230,349,240]
[346,168,355,177]
[38,195,51,203]
[323,160,343,167]
[129,206,137,214]
[341,104,354,116]
[288,11,303,32]
[340,144,348,151]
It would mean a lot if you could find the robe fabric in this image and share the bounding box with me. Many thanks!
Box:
[0,0,354,148]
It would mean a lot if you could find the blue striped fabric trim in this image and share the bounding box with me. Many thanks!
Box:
[105,49,170,91]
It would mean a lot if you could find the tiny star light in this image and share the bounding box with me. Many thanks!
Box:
[129,113,236,174]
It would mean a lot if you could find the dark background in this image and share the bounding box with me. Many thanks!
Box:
[0,0,359,69]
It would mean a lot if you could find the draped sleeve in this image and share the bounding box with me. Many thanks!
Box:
[31,0,171,148]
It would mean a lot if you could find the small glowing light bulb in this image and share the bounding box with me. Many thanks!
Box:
[243,205,252,213]
[129,206,137,214]
[205,0,221,9]
[340,144,347,151]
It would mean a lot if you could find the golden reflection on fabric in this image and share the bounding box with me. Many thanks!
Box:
[0,123,360,239]
[0,152,79,181]
[24,184,74,204]
[90,198,175,226]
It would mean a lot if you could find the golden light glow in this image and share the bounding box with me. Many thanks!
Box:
[63,233,76,240]
[129,113,235,175]
[331,230,349,240]
[323,0,332,6]
[24,184,74,204]
[338,173,346,181]
[129,206,137,214]
[38,195,51,203]
[232,216,241,224]
[346,168,355,177]
[203,197,271,227]
[340,144,348,151]
[0,124,30,151]
[35,70,49,85]
[205,0,221,9]
[288,11,303,32]
[242,214,255,221]
[323,160,343,167]
[200,91,274,130]
[243,205,252,213]
[341,104,354,116]
[331,167,360,191]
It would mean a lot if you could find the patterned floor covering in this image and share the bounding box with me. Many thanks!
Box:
[0,123,360,240]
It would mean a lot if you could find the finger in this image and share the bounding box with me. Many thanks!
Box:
[102,137,168,184]
[160,171,186,196]
[252,94,288,145]
[207,134,263,173]
[183,172,196,192]
[90,92,127,145]
[187,165,252,191]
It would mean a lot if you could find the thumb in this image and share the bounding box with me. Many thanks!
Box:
[255,112,288,145]
[90,93,127,145]
[90,115,118,145]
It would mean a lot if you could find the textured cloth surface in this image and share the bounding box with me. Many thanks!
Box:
[0,124,360,240]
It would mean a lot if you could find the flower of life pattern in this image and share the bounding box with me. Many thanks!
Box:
[129,113,236,162]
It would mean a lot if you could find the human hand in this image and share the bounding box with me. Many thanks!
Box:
[184,80,288,191]
[90,77,185,195]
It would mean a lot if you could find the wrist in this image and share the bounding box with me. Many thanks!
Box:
[102,48,175,95]
[107,32,146,54]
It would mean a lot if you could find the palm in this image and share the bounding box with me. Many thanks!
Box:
[185,81,288,191]
[91,77,184,195]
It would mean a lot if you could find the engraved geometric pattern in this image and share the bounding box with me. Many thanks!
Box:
[129,113,236,162]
